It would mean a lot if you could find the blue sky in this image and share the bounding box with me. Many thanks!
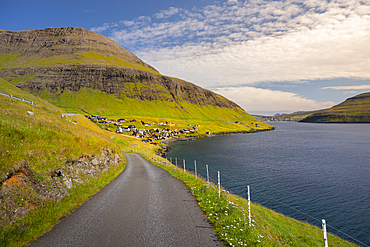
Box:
[2,0,370,115]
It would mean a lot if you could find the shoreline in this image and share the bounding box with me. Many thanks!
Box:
[158,127,275,155]
[161,126,275,143]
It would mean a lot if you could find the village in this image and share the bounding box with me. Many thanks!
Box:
[85,115,200,144]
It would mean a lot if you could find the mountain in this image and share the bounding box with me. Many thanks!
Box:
[0,27,250,121]
[0,77,354,246]
[301,92,370,123]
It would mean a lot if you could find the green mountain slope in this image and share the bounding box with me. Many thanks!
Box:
[301,92,370,123]
[0,74,355,247]
[0,27,255,123]
[0,77,131,245]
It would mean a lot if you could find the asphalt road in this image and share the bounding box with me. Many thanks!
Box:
[30,153,222,247]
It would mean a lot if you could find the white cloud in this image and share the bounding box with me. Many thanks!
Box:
[321,85,370,90]
[89,0,370,113]
[90,23,110,32]
[154,7,181,19]
[213,86,335,115]
[137,12,370,87]
[114,0,370,88]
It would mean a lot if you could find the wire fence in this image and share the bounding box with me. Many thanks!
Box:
[0,92,37,106]
[147,151,368,247]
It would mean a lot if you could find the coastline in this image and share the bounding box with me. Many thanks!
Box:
[158,126,275,155]
[161,126,275,143]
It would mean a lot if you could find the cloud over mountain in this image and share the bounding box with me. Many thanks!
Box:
[91,0,370,114]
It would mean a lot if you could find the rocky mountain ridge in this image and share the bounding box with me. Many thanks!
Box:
[0,27,155,70]
[0,27,242,111]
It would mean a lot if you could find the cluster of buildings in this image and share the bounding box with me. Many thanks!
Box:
[85,115,199,142]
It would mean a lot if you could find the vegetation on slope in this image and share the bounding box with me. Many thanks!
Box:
[0,78,131,246]
[38,86,254,122]
[0,78,356,246]
[301,92,370,123]
[0,27,261,127]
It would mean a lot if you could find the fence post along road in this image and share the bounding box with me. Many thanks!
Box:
[168,155,368,247]
[30,153,221,247]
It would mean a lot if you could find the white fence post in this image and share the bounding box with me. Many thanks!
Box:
[175,158,177,167]
[194,160,197,178]
[218,171,221,198]
[322,219,328,247]
[206,165,209,188]
[248,185,251,227]
[183,159,186,171]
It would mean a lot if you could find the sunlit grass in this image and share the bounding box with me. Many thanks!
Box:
[0,161,125,247]
[145,155,358,247]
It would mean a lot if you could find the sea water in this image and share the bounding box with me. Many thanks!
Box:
[167,122,370,246]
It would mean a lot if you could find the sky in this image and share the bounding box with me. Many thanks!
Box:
[1,0,370,115]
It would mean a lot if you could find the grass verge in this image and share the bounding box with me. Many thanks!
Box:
[0,159,126,247]
[141,152,357,247]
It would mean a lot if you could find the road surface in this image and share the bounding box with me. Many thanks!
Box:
[30,153,222,246]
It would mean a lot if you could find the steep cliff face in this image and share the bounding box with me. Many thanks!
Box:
[0,27,243,112]
[0,65,239,108]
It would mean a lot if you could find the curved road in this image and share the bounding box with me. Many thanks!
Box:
[30,153,222,246]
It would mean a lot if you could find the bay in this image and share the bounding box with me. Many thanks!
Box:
[167,122,370,246]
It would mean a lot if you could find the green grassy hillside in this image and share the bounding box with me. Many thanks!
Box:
[0,27,265,131]
[38,87,253,122]
[0,51,159,74]
[301,92,370,123]
[0,78,356,246]
[0,78,129,246]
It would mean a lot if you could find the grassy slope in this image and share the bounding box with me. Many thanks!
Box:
[40,87,250,121]
[0,77,160,182]
[0,50,266,130]
[0,51,159,75]
[0,78,142,246]
[301,93,370,123]
[0,78,115,180]
[37,86,271,133]
[0,79,356,246]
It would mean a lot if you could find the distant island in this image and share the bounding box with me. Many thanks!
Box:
[300,92,370,123]
[255,92,370,123]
